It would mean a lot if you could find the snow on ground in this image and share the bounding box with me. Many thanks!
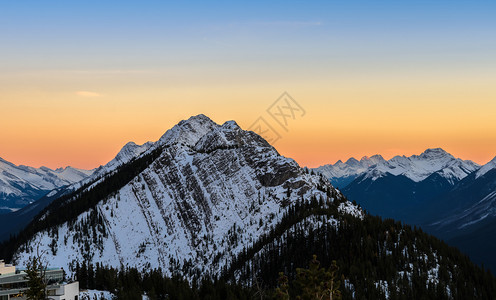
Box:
[375,280,390,299]
[338,202,364,219]
[80,290,114,300]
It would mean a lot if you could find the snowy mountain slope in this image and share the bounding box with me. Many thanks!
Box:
[475,156,496,179]
[0,157,94,211]
[342,171,456,225]
[99,141,154,173]
[0,187,68,241]
[314,148,479,187]
[424,164,496,238]
[420,160,496,272]
[12,115,361,278]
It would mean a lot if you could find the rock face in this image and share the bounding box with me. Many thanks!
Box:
[13,115,360,277]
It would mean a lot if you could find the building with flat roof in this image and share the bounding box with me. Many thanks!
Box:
[0,260,79,300]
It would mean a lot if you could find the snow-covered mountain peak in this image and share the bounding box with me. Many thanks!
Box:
[118,141,153,158]
[13,114,359,277]
[221,120,241,130]
[345,157,360,166]
[389,155,408,164]
[80,115,221,187]
[361,155,386,166]
[102,141,154,172]
[378,149,476,183]
[418,148,454,161]
[39,166,52,172]
[158,114,219,147]
[370,154,385,160]
[194,120,270,153]
[475,156,496,179]
[177,113,213,127]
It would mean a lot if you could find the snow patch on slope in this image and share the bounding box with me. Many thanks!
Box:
[80,290,114,300]
[475,156,496,179]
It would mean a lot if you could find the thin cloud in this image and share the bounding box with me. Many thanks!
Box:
[252,21,322,27]
[76,91,102,98]
[233,20,322,28]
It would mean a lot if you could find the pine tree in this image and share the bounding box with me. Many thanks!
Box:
[24,254,47,300]
[273,272,289,300]
[294,255,341,300]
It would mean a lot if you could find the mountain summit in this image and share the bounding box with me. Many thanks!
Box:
[12,115,358,276]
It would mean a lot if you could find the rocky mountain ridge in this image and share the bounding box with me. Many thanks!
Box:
[12,115,360,278]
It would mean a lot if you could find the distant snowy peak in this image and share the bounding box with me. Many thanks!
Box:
[314,148,479,184]
[0,159,94,193]
[475,156,496,179]
[0,158,94,209]
[364,154,387,165]
[51,166,95,182]
[315,155,386,180]
[376,149,478,183]
[418,148,454,160]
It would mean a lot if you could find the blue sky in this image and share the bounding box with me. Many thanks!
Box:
[3,1,494,68]
[1,0,496,168]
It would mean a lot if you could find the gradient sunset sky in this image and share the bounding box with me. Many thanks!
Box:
[1,1,495,169]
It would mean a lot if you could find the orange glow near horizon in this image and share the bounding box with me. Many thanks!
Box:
[2,38,496,170]
[1,75,496,170]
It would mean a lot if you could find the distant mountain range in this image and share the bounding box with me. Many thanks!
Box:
[315,148,479,188]
[0,158,94,213]
[0,140,156,241]
[314,149,496,271]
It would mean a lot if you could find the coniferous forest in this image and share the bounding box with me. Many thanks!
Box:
[72,205,496,299]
